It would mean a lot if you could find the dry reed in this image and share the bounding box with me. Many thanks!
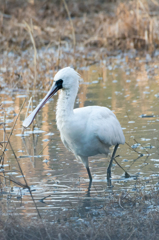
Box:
[0,100,41,218]
[0,0,159,54]
[24,20,38,89]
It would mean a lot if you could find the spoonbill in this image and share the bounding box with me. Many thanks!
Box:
[23,67,125,187]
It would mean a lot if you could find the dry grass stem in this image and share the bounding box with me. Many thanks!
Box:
[1,0,159,56]
[25,96,33,119]
[62,0,76,52]
[0,99,26,162]
[3,125,41,218]
[125,141,142,156]
[24,20,37,89]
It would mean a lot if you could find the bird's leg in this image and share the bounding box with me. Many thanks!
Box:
[107,144,119,180]
[78,156,92,189]
[86,166,92,189]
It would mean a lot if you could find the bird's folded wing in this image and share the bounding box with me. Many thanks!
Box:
[94,109,125,146]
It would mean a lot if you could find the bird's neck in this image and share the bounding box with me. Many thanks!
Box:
[56,87,78,129]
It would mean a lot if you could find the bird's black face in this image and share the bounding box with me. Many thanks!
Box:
[55,79,63,89]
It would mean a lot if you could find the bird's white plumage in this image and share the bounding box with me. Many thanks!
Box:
[54,67,125,168]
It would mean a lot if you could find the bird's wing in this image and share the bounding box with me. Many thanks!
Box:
[73,106,125,146]
[91,107,125,146]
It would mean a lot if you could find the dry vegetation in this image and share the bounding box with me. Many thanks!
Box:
[0,211,158,240]
[0,0,159,90]
[0,186,159,240]
[1,0,159,53]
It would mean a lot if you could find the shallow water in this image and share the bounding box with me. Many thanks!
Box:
[0,57,159,219]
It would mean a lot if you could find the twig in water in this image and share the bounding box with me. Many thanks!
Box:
[113,156,131,178]
[1,113,6,166]
[125,141,143,156]
[38,139,52,155]
[25,96,33,119]
[8,175,28,188]
[133,138,149,155]
[129,154,144,169]
[118,193,124,209]
[0,99,26,165]
[126,111,131,121]
[3,113,5,152]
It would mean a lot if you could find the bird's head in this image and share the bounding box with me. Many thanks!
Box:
[22,67,80,128]
[54,67,80,90]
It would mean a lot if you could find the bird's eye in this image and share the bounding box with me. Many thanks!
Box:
[55,79,63,89]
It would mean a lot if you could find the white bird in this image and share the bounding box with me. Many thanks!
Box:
[23,67,125,187]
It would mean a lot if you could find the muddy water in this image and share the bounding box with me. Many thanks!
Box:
[0,59,159,219]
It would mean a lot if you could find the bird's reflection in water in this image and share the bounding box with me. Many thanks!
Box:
[77,187,91,217]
